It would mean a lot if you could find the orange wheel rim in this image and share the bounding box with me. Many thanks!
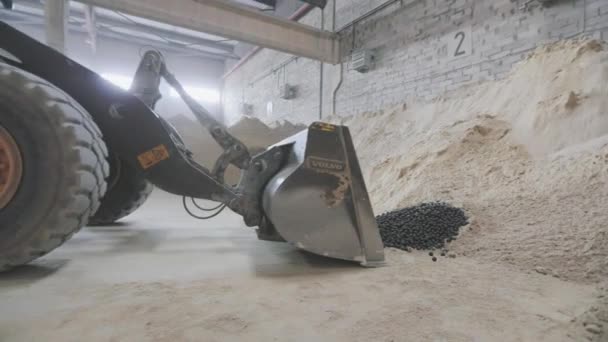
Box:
[0,125,22,209]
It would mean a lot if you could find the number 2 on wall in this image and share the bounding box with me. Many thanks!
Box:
[454,31,466,57]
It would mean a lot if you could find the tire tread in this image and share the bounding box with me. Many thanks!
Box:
[0,63,109,271]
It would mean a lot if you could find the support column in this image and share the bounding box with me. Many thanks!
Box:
[45,0,69,53]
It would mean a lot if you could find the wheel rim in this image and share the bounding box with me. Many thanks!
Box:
[0,125,23,209]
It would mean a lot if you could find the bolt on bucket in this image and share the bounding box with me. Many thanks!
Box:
[260,122,385,266]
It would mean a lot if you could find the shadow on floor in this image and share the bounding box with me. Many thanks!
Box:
[68,227,168,254]
[85,221,130,231]
[0,259,69,286]
[75,226,258,256]
[252,248,364,278]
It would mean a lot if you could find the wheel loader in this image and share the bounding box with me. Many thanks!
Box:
[0,22,385,270]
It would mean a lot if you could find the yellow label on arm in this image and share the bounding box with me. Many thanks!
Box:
[137,144,170,169]
[312,122,336,132]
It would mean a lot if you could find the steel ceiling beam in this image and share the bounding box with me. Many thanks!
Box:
[15,0,236,55]
[74,0,341,64]
[96,20,235,54]
[0,10,236,61]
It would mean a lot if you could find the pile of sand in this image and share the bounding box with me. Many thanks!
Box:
[167,115,305,183]
[334,39,608,284]
[568,282,608,341]
[164,40,607,338]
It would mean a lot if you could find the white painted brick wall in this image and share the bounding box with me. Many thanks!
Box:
[223,0,608,125]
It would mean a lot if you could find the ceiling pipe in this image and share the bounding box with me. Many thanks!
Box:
[331,0,342,116]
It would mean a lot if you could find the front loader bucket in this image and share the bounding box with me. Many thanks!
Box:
[261,122,385,266]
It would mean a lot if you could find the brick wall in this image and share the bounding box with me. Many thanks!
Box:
[222,0,608,125]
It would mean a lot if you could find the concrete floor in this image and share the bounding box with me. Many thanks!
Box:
[0,191,345,283]
[0,191,595,342]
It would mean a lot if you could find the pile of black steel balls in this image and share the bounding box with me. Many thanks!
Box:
[376,202,468,258]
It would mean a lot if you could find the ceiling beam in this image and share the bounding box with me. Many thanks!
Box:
[0,10,236,61]
[96,20,235,54]
[16,0,236,54]
[75,0,340,64]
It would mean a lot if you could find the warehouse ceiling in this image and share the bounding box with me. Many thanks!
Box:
[0,0,287,61]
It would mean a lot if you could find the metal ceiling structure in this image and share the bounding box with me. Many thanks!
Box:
[1,0,339,63]
[1,0,275,60]
[74,0,339,63]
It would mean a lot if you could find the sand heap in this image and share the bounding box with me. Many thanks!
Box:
[167,115,305,184]
[568,282,608,341]
[333,39,608,284]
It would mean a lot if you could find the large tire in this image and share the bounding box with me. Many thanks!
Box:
[0,63,109,271]
[89,156,153,225]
